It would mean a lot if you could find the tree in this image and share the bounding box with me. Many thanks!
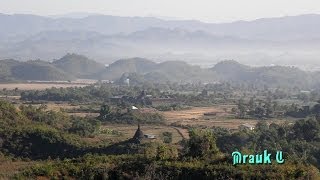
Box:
[200,89,208,97]
[255,121,268,132]
[99,104,111,120]
[186,129,219,158]
[238,99,246,119]
[312,103,320,117]
[255,106,266,118]
[248,97,255,111]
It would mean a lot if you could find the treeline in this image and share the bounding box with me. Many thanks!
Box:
[20,85,113,102]
[20,84,162,103]
[234,97,320,119]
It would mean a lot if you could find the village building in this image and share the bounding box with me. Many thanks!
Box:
[239,124,255,131]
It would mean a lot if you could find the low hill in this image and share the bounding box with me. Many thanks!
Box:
[152,61,216,83]
[211,60,312,88]
[52,53,105,78]
[254,66,312,88]
[0,55,317,88]
[0,59,21,81]
[98,57,157,80]
[211,60,255,81]
[100,58,315,87]
[103,58,218,84]
[0,59,75,81]
[12,60,75,81]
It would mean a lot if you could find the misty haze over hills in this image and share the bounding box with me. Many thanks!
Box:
[1,13,320,70]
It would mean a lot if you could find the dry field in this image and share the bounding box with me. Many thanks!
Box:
[163,106,225,122]
[0,83,88,90]
[162,106,293,130]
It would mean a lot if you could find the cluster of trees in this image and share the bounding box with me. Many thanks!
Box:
[20,86,112,102]
[19,104,100,137]
[214,119,320,169]
[0,100,104,159]
[234,98,278,119]
[234,96,320,119]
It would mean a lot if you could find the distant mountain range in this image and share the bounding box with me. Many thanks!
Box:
[1,13,320,68]
[1,13,320,41]
[1,53,320,89]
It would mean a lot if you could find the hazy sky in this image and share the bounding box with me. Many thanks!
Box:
[1,0,320,22]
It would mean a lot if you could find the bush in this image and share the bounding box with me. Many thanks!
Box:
[0,125,83,159]
[162,132,173,144]
[68,118,100,137]
[185,129,220,159]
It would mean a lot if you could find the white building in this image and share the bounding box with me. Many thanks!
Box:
[144,134,156,139]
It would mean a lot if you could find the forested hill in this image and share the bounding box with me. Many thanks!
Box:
[211,60,313,88]
[0,54,319,88]
[97,58,217,83]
